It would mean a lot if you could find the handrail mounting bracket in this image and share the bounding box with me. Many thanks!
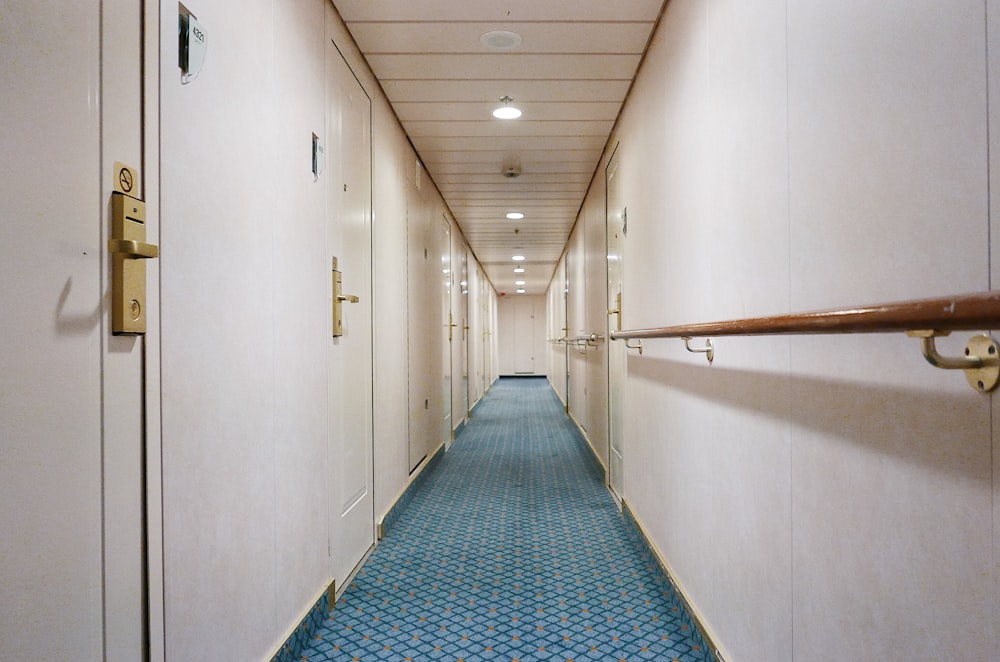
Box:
[682,336,713,364]
[907,330,1000,392]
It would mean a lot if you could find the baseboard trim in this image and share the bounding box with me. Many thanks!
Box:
[267,579,334,662]
[621,499,728,662]
[377,442,446,540]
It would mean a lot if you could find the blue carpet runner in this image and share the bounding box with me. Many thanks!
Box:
[299,377,710,661]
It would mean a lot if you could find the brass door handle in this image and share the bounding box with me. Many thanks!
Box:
[108,238,159,259]
[337,294,360,303]
[608,292,623,332]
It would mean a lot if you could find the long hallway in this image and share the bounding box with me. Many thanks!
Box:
[300,378,709,661]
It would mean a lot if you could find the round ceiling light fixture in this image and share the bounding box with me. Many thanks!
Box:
[513,266,525,273]
[480,30,522,51]
[516,289,526,294]
[506,211,525,220]
[512,254,526,261]
[515,280,526,286]
[493,96,522,120]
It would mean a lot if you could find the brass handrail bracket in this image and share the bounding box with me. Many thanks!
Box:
[624,339,643,355]
[907,330,1000,392]
[682,336,713,364]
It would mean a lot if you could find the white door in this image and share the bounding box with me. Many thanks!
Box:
[563,269,571,412]
[460,248,471,418]
[327,45,375,587]
[441,218,453,445]
[0,1,159,659]
[514,302,536,374]
[606,147,626,503]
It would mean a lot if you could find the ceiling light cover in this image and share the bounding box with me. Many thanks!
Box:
[516,289,526,294]
[513,266,525,273]
[480,30,522,51]
[492,106,521,120]
[515,280,525,286]
[512,255,525,261]
[493,95,522,120]
[506,212,525,220]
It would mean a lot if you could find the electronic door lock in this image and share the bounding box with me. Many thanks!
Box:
[109,191,157,334]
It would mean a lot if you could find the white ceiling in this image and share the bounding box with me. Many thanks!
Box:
[332,0,665,295]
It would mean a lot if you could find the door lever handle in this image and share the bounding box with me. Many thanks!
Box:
[337,294,360,303]
[607,292,623,332]
[108,238,159,259]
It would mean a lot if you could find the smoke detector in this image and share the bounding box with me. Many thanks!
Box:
[502,164,522,178]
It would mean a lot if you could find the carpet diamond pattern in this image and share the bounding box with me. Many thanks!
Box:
[299,377,711,661]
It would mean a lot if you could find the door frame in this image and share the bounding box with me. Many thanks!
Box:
[106,1,164,659]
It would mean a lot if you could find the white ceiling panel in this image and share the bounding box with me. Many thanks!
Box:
[394,101,622,123]
[412,136,608,152]
[438,184,589,195]
[381,79,632,103]
[367,53,641,81]
[347,22,655,55]
[335,0,663,23]
[420,149,600,164]
[403,120,614,139]
[436,173,592,184]
[331,0,665,294]
[429,167,597,180]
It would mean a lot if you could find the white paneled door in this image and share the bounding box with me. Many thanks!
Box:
[327,43,375,588]
[461,247,471,419]
[514,302,536,374]
[0,1,159,659]
[442,217,453,446]
[606,147,625,504]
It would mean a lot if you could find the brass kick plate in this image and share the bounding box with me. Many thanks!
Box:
[109,191,158,334]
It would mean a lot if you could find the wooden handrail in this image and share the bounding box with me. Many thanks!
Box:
[609,291,1000,339]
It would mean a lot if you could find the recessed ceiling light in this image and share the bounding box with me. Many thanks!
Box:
[493,96,522,120]
[512,255,525,261]
[515,280,525,286]
[516,289,526,294]
[513,266,525,273]
[480,30,522,51]
[506,212,524,220]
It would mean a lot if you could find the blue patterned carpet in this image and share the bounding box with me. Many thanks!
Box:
[299,377,710,662]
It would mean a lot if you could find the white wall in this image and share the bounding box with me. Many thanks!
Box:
[2,1,494,659]
[160,1,326,657]
[157,0,493,657]
[551,1,999,660]
[497,295,547,376]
